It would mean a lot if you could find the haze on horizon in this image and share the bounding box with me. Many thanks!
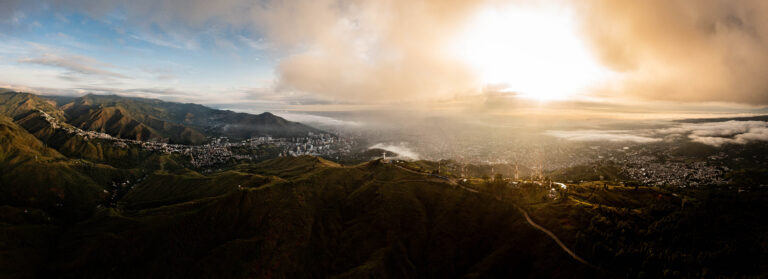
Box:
[1,0,768,123]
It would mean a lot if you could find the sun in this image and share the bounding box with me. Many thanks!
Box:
[450,4,613,101]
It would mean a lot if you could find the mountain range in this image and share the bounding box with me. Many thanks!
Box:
[1,91,319,145]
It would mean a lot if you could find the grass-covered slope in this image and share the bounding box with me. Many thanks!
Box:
[47,157,595,278]
[121,170,273,210]
[0,116,105,221]
[519,183,768,278]
[0,92,65,121]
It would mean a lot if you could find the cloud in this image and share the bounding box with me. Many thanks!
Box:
[237,35,269,50]
[544,130,661,143]
[18,52,129,79]
[71,86,197,101]
[574,0,768,104]
[265,0,485,103]
[369,143,421,160]
[50,0,768,105]
[5,0,768,106]
[128,33,193,50]
[238,86,333,106]
[661,121,767,137]
[4,0,486,103]
[546,119,768,146]
[139,63,188,81]
[689,127,768,147]
[122,87,185,96]
[657,120,768,147]
[275,112,362,128]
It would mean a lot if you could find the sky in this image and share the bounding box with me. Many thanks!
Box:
[1,0,768,119]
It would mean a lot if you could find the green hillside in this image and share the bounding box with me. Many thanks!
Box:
[0,116,104,221]
[121,170,273,210]
[0,142,765,278]
[45,158,596,278]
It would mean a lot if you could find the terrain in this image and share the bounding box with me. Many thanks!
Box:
[0,91,766,278]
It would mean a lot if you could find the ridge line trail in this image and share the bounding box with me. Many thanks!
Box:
[514,205,593,267]
[390,161,592,266]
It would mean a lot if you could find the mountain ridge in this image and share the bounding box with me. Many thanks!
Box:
[0,91,321,144]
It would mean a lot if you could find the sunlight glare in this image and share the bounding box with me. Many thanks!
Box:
[451,5,613,101]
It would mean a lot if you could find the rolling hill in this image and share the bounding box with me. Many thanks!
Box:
[0,116,108,221]
[44,156,597,278]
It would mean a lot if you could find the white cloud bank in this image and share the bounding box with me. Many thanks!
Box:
[275,113,362,128]
[663,120,768,147]
[544,130,661,143]
[546,120,768,147]
[369,143,421,160]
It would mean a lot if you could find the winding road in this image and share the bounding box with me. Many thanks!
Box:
[390,161,592,266]
[514,205,592,266]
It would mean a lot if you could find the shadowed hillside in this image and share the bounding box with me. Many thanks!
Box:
[508,181,768,278]
[46,156,597,278]
[1,91,766,279]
